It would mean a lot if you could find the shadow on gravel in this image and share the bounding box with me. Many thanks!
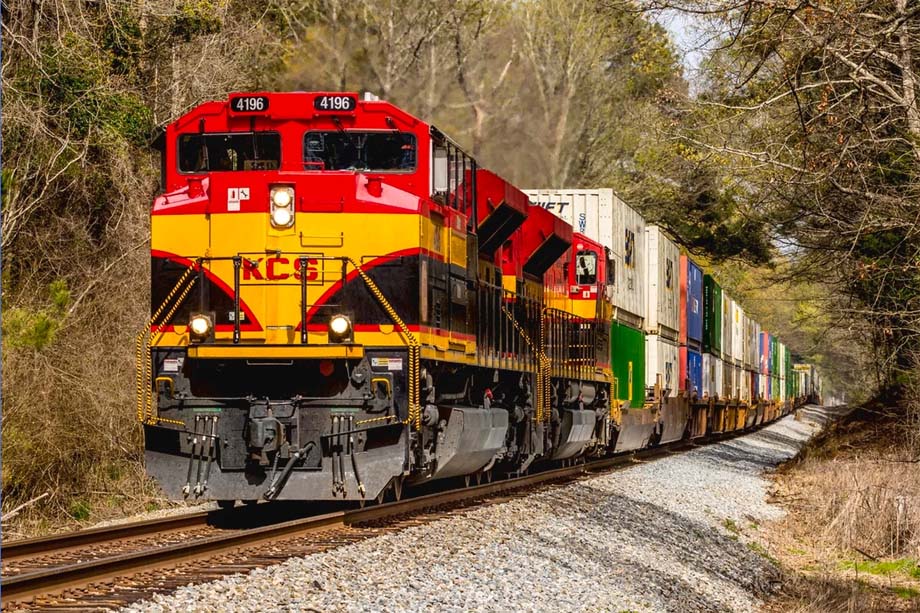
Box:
[691,432,806,476]
[531,480,781,612]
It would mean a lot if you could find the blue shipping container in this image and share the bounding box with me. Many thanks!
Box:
[680,255,704,345]
[687,347,703,398]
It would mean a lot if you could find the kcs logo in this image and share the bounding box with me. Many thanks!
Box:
[243,257,319,281]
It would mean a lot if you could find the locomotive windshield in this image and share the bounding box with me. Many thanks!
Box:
[178,132,280,172]
[303,131,416,171]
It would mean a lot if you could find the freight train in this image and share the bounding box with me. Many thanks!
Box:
[139,92,822,505]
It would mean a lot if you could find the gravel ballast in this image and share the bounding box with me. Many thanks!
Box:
[123,407,837,613]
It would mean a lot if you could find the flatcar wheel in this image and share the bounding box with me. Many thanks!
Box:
[217,500,236,510]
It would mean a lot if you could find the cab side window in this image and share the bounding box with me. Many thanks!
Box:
[575,250,598,285]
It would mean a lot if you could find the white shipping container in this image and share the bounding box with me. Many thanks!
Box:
[702,353,723,400]
[741,367,752,403]
[732,301,744,364]
[702,353,712,398]
[721,294,734,361]
[713,356,724,401]
[744,317,759,370]
[644,226,680,340]
[524,188,646,326]
[645,334,679,397]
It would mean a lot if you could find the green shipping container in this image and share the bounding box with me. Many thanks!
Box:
[611,321,646,408]
[702,275,722,354]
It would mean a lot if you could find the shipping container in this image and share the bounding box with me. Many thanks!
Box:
[680,346,703,398]
[646,334,679,397]
[751,370,760,402]
[771,336,779,376]
[702,353,724,400]
[703,275,722,354]
[721,294,734,362]
[760,332,771,375]
[722,359,733,399]
[745,318,760,371]
[524,188,646,326]
[785,346,793,399]
[740,367,752,403]
[732,301,744,364]
[644,227,680,340]
[679,255,703,346]
[611,321,646,408]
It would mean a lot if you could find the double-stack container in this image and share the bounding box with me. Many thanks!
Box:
[525,189,648,407]
[760,331,772,400]
[679,255,704,398]
[785,346,793,401]
[644,227,680,396]
[720,293,734,399]
[771,337,781,401]
[702,275,723,400]
[525,189,646,328]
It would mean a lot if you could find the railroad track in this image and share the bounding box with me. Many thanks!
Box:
[5,413,833,611]
[2,445,688,610]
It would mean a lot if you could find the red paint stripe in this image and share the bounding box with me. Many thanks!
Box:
[302,247,421,322]
[151,249,263,331]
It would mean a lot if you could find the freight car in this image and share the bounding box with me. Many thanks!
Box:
[140,92,816,505]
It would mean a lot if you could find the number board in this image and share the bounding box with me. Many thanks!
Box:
[313,95,357,112]
[230,95,269,113]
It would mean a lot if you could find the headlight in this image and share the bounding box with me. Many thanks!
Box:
[270,185,295,228]
[328,314,352,342]
[189,314,212,342]
[270,206,293,227]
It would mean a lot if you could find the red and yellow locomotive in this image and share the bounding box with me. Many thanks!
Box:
[141,92,613,504]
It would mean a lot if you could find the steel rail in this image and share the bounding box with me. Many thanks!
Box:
[0,442,687,605]
[2,510,214,562]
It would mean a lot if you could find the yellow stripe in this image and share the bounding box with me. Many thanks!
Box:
[188,344,364,359]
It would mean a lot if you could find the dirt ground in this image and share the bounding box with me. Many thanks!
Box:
[760,404,920,613]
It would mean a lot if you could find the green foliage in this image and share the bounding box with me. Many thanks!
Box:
[3,280,71,350]
[891,586,920,600]
[172,0,226,41]
[68,500,91,521]
[840,558,920,580]
[37,32,153,146]
[747,541,778,565]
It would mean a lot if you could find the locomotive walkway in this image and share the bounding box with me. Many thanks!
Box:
[115,406,844,613]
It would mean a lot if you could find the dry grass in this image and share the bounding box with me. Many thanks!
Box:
[761,402,920,612]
